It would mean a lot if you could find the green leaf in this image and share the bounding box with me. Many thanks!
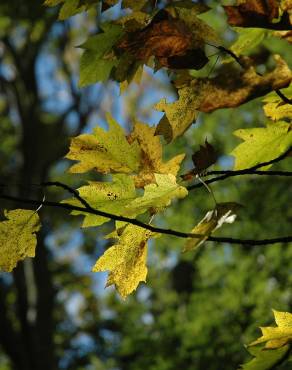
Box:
[240,344,290,370]
[231,121,292,170]
[80,23,124,53]
[79,23,124,86]
[225,28,266,62]
[79,52,118,86]
[66,174,187,227]
[183,203,240,252]
[44,0,100,20]
[0,209,40,272]
[66,114,141,174]
[92,224,156,298]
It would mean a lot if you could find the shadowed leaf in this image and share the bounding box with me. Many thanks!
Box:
[224,0,291,30]
[192,139,217,174]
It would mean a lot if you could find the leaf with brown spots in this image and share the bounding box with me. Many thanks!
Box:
[66,114,141,174]
[224,0,292,30]
[92,223,155,298]
[155,56,292,142]
[130,121,185,187]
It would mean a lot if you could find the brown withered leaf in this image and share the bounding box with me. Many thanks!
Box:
[196,55,292,113]
[192,140,217,174]
[155,56,292,142]
[224,0,292,30]
[116,9,208,70]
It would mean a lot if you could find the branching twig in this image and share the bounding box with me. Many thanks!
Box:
[187,148,291,191]
[0,192,291,246]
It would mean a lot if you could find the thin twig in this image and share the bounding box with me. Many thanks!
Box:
[187,148,291,191]
[0,192,291,246]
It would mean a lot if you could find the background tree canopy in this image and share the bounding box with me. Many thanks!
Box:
[0,0,291,370]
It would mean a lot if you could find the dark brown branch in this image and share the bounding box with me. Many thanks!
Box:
[0,192,291,246]
[187,148,291,191]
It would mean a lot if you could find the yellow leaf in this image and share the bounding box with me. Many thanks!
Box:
[131,121,185,186]
[249,310,292,350]
[183,203,240,251]
[65,174,137,227]
[0,209,40,272]
[66,114,141,174]
[65,173,187,226]
[263,84,292,121]
[92,224,155,298]
[127,173,188,215]
[155,85,201,143]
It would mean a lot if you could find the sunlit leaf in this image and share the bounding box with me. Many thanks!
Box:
[92,224,156,298]
[0,209,40,272]
[66,175,137,227]
[195,55,292,113]
[130,121,185,187]
[263,84,292,121]
[128,173,188,215]
[240,310,292,369]
[156,56,291,141]
[227,28,267,59]
[249,310,292,349]
[66,114,141,174]
[155,84,202,142]
[231,121,292,170]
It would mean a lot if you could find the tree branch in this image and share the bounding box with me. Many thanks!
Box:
[187,148,291,191]
[0,192,291,246]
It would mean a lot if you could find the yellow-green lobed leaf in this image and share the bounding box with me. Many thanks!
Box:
[65,174,137,227]
[155,85,201,142]
[0,209,40,272]
[231,121,292,170]
[92,224,155,298]
[66,114,141,174]
[131,121,185,186]
[249,310,292,349]
[263,84,292,121]
[127,173,188,215]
